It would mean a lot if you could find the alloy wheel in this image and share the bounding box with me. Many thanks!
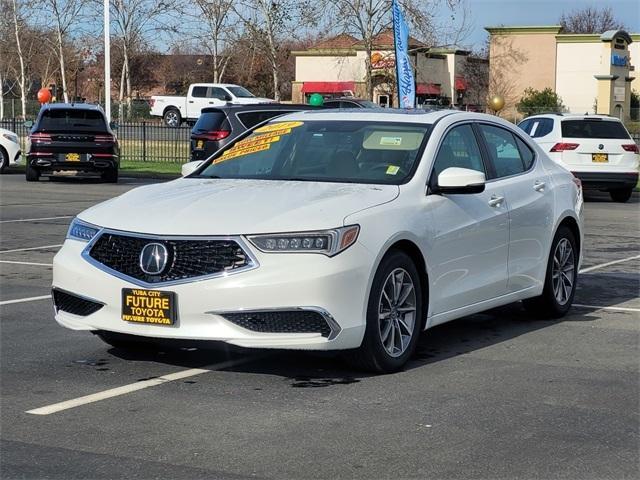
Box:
[378,268,417,357]
[552,238,575,305]
[165,112,179,127]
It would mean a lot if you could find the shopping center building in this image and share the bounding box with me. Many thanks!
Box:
[485,26,638,120]
[291,31,486,108]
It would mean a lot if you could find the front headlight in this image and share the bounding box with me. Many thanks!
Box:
[67,218,100,242]
[2,133,19,144]
[248,225,359,256]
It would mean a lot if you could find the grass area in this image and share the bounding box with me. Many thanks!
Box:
[118,139,189,163]
[120,160,183,175]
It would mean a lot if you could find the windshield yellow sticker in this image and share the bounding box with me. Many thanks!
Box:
[234,134,281,150]
[386,165,400,175]
[214,143,271,164]
[254,121,304,133]
[380,136,402,146]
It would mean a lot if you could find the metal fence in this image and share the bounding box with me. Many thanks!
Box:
[1,118,192,164]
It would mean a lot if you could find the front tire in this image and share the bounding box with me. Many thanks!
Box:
[609,187,633,203]
[523,225,578,318]
[0,147,8,173]
[101,167,118,183]
[347,250,423,373]
[25,163,40,182]
[163,108,181,128]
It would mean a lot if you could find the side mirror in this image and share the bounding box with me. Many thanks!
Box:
[24,120,33,128]
[432,167,485,194]
[109,121,119,130]
[224,94,232,102]
[181,160,204,177]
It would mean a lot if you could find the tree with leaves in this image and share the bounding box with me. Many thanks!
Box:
[559,6,625,34]
[517,88,565,117]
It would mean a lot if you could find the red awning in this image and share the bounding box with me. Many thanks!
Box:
[416,83,441,95]
[455,77,468,91]
[301,81,355,94]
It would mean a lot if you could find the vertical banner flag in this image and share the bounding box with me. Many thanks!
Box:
[392,0,416,108]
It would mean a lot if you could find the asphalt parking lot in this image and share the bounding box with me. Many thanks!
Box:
[0,174,638,480]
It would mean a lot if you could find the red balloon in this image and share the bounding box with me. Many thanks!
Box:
[37,88,52,104]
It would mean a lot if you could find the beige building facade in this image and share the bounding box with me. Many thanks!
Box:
[486,26,638,120]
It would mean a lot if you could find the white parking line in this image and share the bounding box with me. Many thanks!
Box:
[573,304,640,313]
[0,260,53,267]
[0,215,73,224]
[26,356,261,415]
[580,255,640,274]
[0,295,51,306]
[0,244,62,254]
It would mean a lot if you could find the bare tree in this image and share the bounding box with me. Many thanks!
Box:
[559,6,626,34]
[37,0,88,103]
[10,0,27,118]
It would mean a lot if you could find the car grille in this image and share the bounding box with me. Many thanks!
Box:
[88,232,250,284]
[221,311,332,337]
[53,289,103,316]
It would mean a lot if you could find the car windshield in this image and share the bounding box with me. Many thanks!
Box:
[227,86,255,98]
[38,109,108,132]
[561,119,630,139]
[197,120,431,185]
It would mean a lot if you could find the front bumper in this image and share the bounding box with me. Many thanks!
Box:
[52,238,373,351]
[571,171,638,190]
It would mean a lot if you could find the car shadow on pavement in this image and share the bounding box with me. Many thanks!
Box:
[583,190,639,203]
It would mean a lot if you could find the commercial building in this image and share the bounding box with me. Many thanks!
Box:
[291,31,486,108]
[486,26,638,120]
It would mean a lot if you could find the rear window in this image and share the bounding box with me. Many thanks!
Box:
[237,110,294,129]
[38,109,107,132]
[192,112,228,132]
[561,120,630,139]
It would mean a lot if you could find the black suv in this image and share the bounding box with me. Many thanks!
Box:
[25,103,120,182]
[190,104,323,161]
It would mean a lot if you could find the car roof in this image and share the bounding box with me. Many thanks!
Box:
[40,103,105,112]
[201,104,324,114]
[270,108,465,124]
[525,113,622,123]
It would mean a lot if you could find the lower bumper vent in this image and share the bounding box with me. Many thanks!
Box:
[221,310,334,338]
[53,289,103,316]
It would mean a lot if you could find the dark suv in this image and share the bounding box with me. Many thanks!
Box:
[190,104,323,161]
[25,103,120,182]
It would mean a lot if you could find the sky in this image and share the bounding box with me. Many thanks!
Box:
[457,0,640,50]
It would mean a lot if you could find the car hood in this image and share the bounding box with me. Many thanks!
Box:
[78,178,399,235]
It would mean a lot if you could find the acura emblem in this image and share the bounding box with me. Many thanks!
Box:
[139,243,168,275]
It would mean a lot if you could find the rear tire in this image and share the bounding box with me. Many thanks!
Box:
[25,163,40,182]
[163,108,182,128]
[609,188,633,203]
[523,226,578,318]
[346,250,423,373]
[102,167,118,183]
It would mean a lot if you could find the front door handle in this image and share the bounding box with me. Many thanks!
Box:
[188,100,194,104]
[488,195,504,207]
[533,180,546,192]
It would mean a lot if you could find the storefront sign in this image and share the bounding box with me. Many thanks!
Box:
[371,52,395,70]
[611,54,628,67]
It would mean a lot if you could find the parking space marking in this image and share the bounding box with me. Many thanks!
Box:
[26,356,261,415]
[573,304,640,313]
[0,295,51,306]
[580,255,640,274]
[0,215,73,224]
[0,244,62,254]
[0,260,53,267]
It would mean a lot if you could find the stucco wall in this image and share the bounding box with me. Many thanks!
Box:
[555,42,602,114]
[294,52,367,82]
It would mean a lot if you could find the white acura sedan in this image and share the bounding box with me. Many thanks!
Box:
[53,110,584,373]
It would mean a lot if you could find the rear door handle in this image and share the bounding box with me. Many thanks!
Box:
[533,180,546,192]
[488,195,504,207]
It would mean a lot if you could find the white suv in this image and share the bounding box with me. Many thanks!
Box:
[518,114,638,202]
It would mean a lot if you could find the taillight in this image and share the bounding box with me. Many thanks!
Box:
[30,132,52,143]
[622,144,639,153]
[200,130,231,141]
[550,143,579,152]
[94,134,115,143]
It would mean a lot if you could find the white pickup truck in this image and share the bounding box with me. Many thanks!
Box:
[149,84,274,127]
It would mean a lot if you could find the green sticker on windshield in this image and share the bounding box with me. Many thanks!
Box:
[386,165,400,175]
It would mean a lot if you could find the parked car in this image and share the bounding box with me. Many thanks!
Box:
[323,97,380,109]
[190,103,324,161]
[0,127,21,173]
[25,103,120,183]
[150,84,274,127]
[53,110,583,373]
[518,114,638,202]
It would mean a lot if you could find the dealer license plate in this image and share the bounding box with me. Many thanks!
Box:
[195,140,204,150]
[121,288,176,326]
[592,153,608,163]
[65,152,81,162]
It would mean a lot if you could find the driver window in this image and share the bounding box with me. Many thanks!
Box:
[208,87,228,100]
[433,124,485,178]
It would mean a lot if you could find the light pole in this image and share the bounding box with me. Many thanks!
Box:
[104,0,111,121]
